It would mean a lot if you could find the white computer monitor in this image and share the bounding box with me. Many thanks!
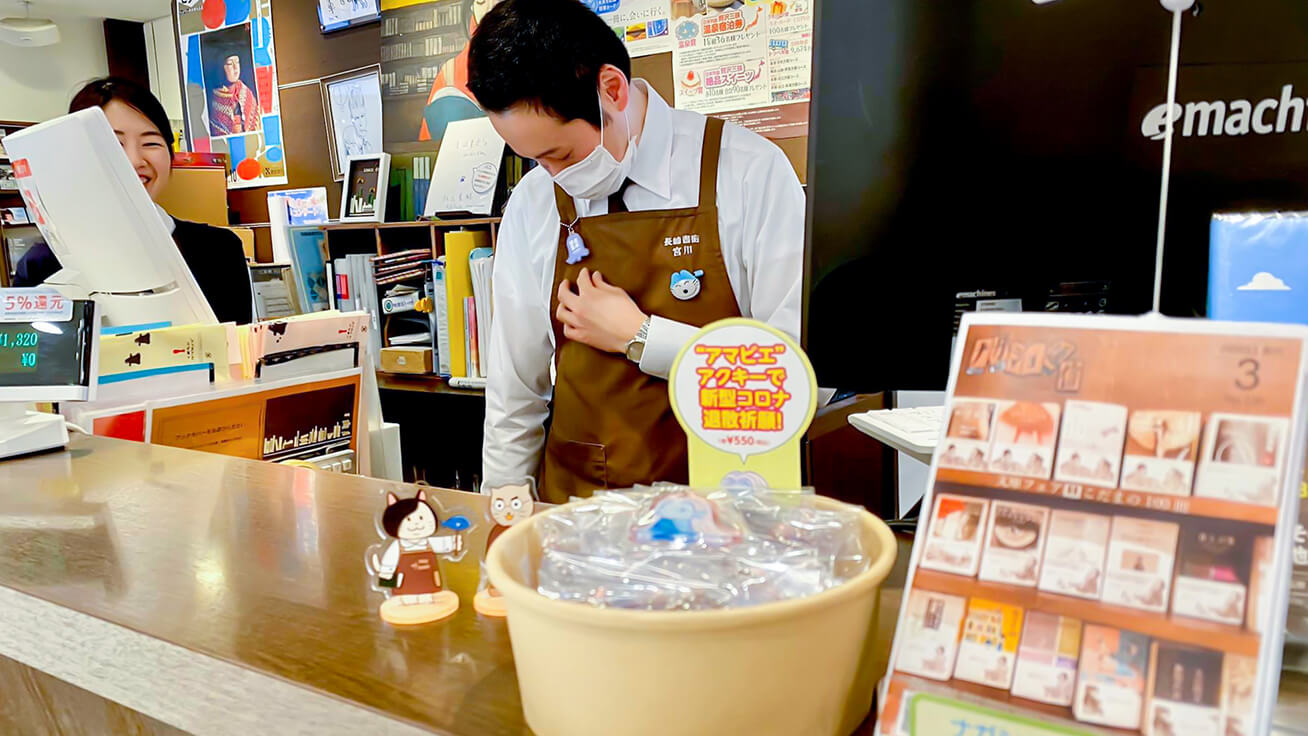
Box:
[3,107,217,327]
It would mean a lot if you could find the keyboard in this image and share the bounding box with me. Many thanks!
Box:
[848,406,944,458]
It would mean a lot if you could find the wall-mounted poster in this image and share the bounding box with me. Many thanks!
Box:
[583,0,673,58]
[177,0,288,190]
[322,67,384,180]
[670,0,813,140]
[380,0,492,148]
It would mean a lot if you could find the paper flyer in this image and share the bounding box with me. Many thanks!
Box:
[763,0,813,104]
[584,0,673,57]
[671,3,769,116]
[670,0,812,138]
[878,313,1308,736]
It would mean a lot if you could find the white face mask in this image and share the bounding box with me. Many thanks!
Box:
[552,89,635,201]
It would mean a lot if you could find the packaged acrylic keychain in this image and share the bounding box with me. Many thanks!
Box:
[474,479,539,617]
[366,489,474,625]
[535,486,868,611]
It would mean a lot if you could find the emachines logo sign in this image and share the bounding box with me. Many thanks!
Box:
[1141,83,1308,140]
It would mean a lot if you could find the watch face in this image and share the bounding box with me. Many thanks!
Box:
[627,341,645,362]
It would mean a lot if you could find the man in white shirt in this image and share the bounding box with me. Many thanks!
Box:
[469,0,805,502]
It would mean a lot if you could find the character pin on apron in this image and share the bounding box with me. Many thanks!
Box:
[367,489,473,625]
[474,478,540,617]
[670,269,705,301]
[563,218,590,264]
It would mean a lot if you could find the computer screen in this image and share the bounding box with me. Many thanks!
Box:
[0,299,98,402]
[3,108,217,327]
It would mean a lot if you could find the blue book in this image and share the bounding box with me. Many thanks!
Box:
[1209,212,1308,324]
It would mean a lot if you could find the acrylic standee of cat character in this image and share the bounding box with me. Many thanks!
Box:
[367,489,472,626]
[474,479,538,617]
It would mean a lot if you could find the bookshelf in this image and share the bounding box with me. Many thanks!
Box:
[936,468,1278,526]
[314,217,498,396]
[0,120,35,287]
[320,217,499,261]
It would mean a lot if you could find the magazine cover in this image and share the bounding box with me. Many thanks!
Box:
[1074,624,1150,730]
[1221,655,1256,736]
[920,494,989,577]
[988,400,1062,480]
[1194,413,1289,507]
[1247,536,1274,634]
[978,500,1050,587]
[878,314,1308,736]
[1171,527,1250,627]
[939,398,997,471]
[1054,400,1128,486]
[893,589,967,681]
[1120,410,1202,496]
[1144,643,1222,736]
[1102,516,1180,614]
[952,597,1023,690]
[1010,611,1082,706]
[1038,509,1111,600]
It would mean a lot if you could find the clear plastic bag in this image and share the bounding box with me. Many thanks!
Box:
[536,487,869,611]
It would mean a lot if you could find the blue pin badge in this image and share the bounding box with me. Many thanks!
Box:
[670,269,705,301]
[563,218,589,265]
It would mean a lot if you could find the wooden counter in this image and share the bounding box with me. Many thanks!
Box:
[0,436,523,735]
[0,436,1302,735]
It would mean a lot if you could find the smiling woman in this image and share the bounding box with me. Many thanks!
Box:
[12,77,254,325]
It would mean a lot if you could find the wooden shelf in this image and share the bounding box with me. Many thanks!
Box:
[936,467,1276,526]
[376,371,483,397]
[912,569,1262,657]
[321,217,499,232]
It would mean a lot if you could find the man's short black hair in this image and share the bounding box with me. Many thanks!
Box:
[467,0,631,128]
[70,77,176,151]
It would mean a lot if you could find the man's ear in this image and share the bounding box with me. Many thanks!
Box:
[596,64,630,112]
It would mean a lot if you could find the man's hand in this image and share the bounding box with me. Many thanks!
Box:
[556,268,647,354]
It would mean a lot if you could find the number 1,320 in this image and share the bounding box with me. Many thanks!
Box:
[0,332,38,349]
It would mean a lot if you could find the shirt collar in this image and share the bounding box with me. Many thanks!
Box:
[155,203,176,235]
[627,79,672,201]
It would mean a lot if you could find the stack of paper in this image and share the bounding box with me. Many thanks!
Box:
[373,249,429,286]
[238,310,370,379]
[346,254,384,368]
[469,248,493,378]
[99,322,235,382]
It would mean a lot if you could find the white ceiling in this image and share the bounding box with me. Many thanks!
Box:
[0,0,172,22]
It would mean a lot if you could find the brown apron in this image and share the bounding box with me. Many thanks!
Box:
[395,547,441,596]
[541,117,741,503]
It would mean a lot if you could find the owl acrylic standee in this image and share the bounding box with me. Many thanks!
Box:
[474,479,539,617]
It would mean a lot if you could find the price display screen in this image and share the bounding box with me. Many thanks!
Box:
[0,300,95,387]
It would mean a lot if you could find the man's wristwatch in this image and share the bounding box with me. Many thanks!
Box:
[625,316,652,363]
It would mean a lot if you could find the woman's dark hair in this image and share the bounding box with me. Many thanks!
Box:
[69,77,175,150]
[467,0,631,128]
[381,492,439,538]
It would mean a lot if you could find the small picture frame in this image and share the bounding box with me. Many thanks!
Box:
[320,65,384,181]
[340,153,390,223]
[317,0,381,33]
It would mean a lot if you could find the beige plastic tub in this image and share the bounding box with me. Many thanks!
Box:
[486,496,898,736]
